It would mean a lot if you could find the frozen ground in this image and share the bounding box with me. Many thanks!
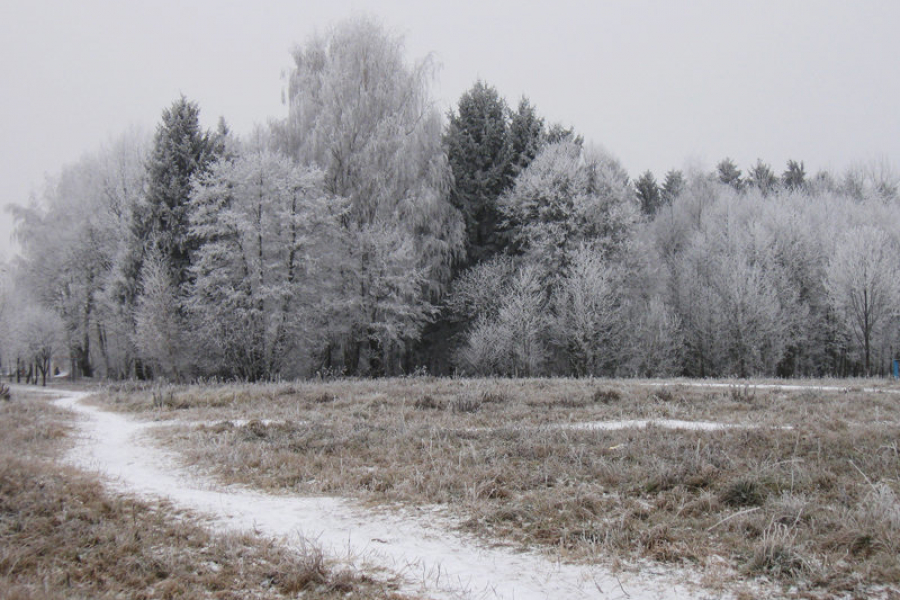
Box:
[642,380,900,394]
[49,389,756,600]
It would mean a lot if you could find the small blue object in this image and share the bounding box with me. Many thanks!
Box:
[893,360,899,379]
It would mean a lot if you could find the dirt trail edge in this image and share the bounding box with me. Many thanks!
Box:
[55,390,728,600]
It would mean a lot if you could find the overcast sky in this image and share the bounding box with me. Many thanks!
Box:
[2,0,899,259]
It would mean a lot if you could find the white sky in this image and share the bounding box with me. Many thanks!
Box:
[2,0,899,259]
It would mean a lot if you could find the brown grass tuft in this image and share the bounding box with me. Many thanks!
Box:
[413,395,444,410]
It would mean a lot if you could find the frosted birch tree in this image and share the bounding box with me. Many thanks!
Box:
[5,292,64,386]
[622,296,683,377]
[278,16,463,373]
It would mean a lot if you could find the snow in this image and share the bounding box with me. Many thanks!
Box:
[558,419,751,432]
[144,418,303,429]
[51,390,732,600]
[643,381,900,395]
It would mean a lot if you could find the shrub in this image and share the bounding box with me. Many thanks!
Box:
[413,395,444,410]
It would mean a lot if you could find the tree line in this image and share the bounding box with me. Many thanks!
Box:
[3,16,900,383]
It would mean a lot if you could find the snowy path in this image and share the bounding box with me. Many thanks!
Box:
[52,390,723,600]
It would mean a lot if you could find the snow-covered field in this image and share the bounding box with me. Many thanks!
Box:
[54,389,741,600]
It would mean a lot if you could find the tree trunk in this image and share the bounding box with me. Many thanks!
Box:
[97,321,111,379]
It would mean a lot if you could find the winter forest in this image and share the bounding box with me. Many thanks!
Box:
[4,16,900,384]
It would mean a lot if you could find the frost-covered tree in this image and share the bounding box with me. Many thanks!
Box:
[716,158,744,191]
[335,221,436,375]
[826,226,900,375]
[661,169,685,204]
[95,129,151,378]
[656,183,806,376]
[508,97,544,175]
[445,255,518,324]
[841,160,900,202]
[747,159,778,196]
[134,248,185,380]
[8,163,102,378]
[118,98,223,380]
[622,296,682,377]
[635,170,661,216]
[127,97,221,294]
[7,131,149,380]
[6,294,64,386]
[550,245,624,376]
[782,160,806,192]
[457,264,547,376]
[278,17,463,373]
[499,141,638,276]
[188,143,337,380]
[445,81,513,264]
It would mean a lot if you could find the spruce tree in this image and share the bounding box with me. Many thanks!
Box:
[748,159,778,196]
[139,96,219,288]
[508,97,544,175]
[661,169,685,204]
[635,170,661,216]
[783,159,807,191]
[444,81,513,265]
[716,157,744,191]
[118,97,219,378]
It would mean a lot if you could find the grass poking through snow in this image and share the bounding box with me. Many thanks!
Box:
[99,377,900,597]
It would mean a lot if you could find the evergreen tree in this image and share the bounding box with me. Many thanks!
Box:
[716,157,744,191]
[544,123,583,146]
[635,170,662,216]
[445,81,513,265]
[661,169,685,204]
[783,159,807,191]
[507,96,544,175]
[140,97,219,287]
[122,97,219,308]
[747,159,778,196]
[119,97,219,379]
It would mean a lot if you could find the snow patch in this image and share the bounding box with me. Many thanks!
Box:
[558,419,749,432]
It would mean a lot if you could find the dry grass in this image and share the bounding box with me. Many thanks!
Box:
[0,390,409,600]
[98,377,900,597]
